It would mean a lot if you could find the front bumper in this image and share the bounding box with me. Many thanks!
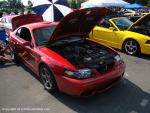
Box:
[57,61,125,97]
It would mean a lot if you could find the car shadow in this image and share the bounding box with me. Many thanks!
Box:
[52,78,150,113]
[136,54,150,60]
[19,63,150,113]
[0,62,16,68]
[14,63,41,83]
[115,49,150,60]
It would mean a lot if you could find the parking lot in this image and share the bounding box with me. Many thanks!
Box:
[0,52,150,113]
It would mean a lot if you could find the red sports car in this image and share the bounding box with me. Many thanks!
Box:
[9,8,125,97]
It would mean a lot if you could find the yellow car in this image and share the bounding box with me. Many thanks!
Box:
[89,13,150,55]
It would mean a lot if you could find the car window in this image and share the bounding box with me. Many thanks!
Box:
[112,18,133,30]
[16,27,32,42]
[16,28,21,37]
[147,21,150,26]
[33,26,56,46]
[98,19,112,28]
[140,19,150,28]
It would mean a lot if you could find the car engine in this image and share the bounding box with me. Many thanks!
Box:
[51,38,114,72]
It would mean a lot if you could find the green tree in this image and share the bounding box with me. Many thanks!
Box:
[0,1,8,12]
[26,0,33,13]
[68,0,86,9]
[68,0,77,9]
[147,0,150,6]
[0,0,24,13]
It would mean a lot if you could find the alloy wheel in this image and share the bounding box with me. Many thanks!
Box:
[124,40,139,55]
[40,67,53,90]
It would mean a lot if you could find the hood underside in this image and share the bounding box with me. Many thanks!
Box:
[12,14,43,31]
[47,7,110,45]
[129,13,150,31]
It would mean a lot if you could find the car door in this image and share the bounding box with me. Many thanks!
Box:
[12,27,38,72]
[91,20,120,48]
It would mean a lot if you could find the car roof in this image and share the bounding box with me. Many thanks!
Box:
[19,21,58,30]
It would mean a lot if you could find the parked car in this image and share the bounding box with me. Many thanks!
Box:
[123,9,137,16]
[90,13,150,55]
[0,15,16,34]
[0,14,43,36]
[9,8,125,97]
[0,15,42,43]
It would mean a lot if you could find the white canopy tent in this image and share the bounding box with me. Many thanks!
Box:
[81,0,129,8]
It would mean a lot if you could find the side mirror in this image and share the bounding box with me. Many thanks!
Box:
[22,41,30,46]
[109,27,115,31]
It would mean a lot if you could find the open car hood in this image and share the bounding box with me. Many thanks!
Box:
[11,14,43,30]
[47,7,110,45]
[128,13,150,31]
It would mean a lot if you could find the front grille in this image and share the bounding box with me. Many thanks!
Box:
[96,62,114,73]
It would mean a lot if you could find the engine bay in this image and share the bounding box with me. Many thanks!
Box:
[50,37,114,72]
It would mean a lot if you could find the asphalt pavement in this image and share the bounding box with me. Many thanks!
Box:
[0,52,150,113]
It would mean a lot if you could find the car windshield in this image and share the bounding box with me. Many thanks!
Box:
[33,26,56,46]
[112,18,133,30]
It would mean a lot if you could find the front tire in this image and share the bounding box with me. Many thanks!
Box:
[123,39,140,55]
[39,64,57,92]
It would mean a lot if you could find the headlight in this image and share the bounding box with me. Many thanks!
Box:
[114,55,122,64]
[146,40,150,44]
[64,68,92,80]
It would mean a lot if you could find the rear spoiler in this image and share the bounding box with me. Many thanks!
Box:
[11,14,43,31]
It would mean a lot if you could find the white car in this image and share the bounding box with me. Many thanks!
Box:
[124,9,136,16]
